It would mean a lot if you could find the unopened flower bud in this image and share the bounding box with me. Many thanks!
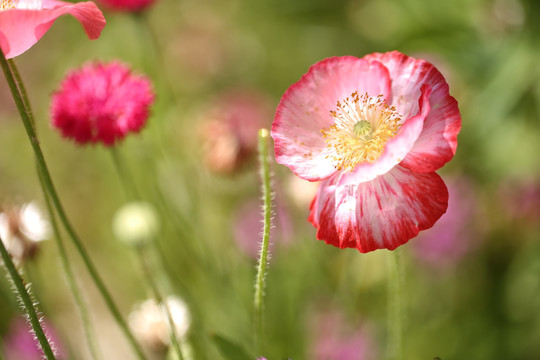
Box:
[0,202,50,267]
[112,202,159,247]
[129,296,191,353]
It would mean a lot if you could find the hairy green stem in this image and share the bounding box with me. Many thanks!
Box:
[253,129,273,355]
[387,249,404,360]
[0,50,147,360]
[0,237,56,360]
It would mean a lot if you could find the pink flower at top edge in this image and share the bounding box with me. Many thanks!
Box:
[50,61,154,146]
[271,51,461,253]
[0,0,105,59]
[98,0,155,12]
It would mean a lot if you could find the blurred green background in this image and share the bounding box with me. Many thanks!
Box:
[1,0,540,359]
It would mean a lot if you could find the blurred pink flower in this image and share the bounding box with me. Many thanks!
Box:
[309,310,376,360]
[198,89,272,174]
[411,178,479,268]
[3,318,65,359]
[50,61,154,146]
[233,197,292,259]
[0,0,105,59]
[499,179,540,227]
[272,51,461,253]
[98,0,155,12]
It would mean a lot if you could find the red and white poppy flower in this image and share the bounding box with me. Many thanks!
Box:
[271,51,461,253]
[0,0,105,59]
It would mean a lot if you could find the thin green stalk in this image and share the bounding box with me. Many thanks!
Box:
[253,129,273,355]
[39,169,102,360]
[132,12,177,102]
[0,237,56,360]
[138,247,185,360]
[13,51,100,360]
[110,148,184,360]
[387,249,404,360]
[7,58,35,129]
[110,147,140,200]
[0,50,147,360]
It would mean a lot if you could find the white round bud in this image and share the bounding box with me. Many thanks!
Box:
[112,202,159,247]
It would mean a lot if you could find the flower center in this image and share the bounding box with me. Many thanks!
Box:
[321,92,402,171]
[0,0,16,10]
[0,0,42,10]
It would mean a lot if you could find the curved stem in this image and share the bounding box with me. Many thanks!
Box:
[0,238,56,360]
[0,50,147,360]
[8,58,35,130]
[110,148,184,359]
[138,247,185,360]
[253,129,273,355]
[39,168,102,360]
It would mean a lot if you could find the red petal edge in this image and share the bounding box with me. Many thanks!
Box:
[364,51,461,173]
[0,1,105,59]
[309,165,449,253]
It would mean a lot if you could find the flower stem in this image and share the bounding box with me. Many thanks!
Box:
[0,237,56,360]
[387,249,404,360]
[38,168,102,360]
[253,128,273,355]
[110,148,185,360]
[137,247,185,360]
[110,147,140,200]
[0,50,147,360]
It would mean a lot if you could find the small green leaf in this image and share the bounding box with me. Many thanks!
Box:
[211,334,254,360]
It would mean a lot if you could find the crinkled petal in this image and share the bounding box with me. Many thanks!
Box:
[309,165,448,253]
[0,1,105,59]
[364,51,461,172]
[272,56,391,181]
[336,84,431,186]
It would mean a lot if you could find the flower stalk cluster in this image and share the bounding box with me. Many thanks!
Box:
[0,48,147,360]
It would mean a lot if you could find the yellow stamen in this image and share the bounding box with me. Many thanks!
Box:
[0,0,16,10]
[321,92,402,171]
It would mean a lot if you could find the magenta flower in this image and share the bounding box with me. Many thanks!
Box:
[0,0,105,59]
[272,51,461,253]
[411,178,479,268]
[308,310,377,360]
[50,61,154,146]
[3,318,65,359]
[98,0,156,12]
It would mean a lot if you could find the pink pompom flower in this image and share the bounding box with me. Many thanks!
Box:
[98,0,155,12]
[271,51,461,253]
[0,0,105,59]
[50,61,154,146]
